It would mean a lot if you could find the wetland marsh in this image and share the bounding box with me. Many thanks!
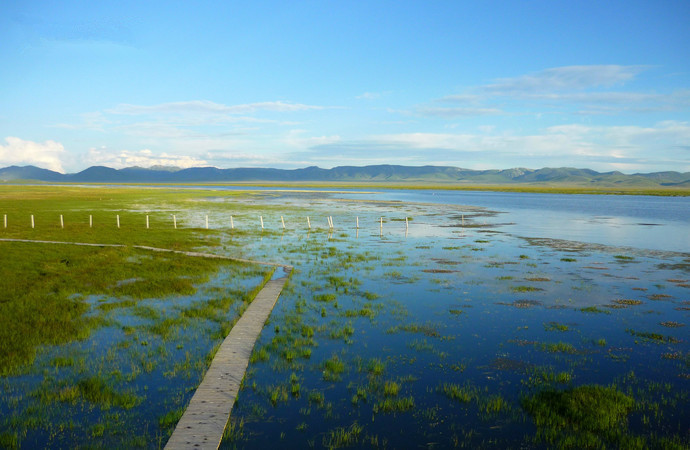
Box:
[0,185,688,448]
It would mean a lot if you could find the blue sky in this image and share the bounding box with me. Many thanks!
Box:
[1,0,689,174]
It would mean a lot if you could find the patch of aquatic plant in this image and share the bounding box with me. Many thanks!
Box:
[158,407,185,429]
[612,299,643,306]
[526,277,550,282]
[322,355,346,381]
[544,322,570,332]
[511,285,543,293]
[372,396,415,414]
[626,329,680,343]
[70,376,142,409]
[386,323,440,337]
[614,255,635,261]
[438,383,510,417]
[660,321,684,328]
[367,358,385,376]
[523,366,573,387]
[222,418,245,443]
[540,341,578,354]
[521,385,635,448]
[322,422,363,448]
[503,299,541,309]
[579,306,609,314]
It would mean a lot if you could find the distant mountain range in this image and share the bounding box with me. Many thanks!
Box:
[1,164,689,187]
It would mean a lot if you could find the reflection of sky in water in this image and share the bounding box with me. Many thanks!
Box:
[171,188,689,252]
[329,190,690,253]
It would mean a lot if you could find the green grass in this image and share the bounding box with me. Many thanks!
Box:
[322,355,346,381]
[372,396,415,414]
[323,422,363,448]
[76,376,142,409]
[544,322,570,332]
[367,358,385,376]
[522,384,635,448]
[511,285,543,292]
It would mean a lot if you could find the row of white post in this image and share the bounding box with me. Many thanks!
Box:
[1,214,419,232]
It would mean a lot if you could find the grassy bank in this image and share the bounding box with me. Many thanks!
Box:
[13,181,688,196]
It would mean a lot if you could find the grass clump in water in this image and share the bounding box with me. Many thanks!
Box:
[373,396,415,414]
[522,384,635,448]
[322,355,346,381]
[544,322,570,332]
[323,422,363,448]
[77,376,142,409]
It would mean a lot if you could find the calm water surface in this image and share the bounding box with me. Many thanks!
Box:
[334,190,690,253]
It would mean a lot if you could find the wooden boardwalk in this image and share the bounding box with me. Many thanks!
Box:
[164,267,292,450]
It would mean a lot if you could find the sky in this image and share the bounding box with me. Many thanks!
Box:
[1,0,689,174]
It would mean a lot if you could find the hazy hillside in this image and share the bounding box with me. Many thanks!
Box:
[1,164,689,188]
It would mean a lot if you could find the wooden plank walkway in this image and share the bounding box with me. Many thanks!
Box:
[164,267,292,450]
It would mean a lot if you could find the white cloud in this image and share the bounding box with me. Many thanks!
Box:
[0,137,66,172]
[415,106,503,118]
[108,100,327,116]
[284,129,341,148]
[483,65,648,94]
[85,147,209,169]
[304,121,690,172]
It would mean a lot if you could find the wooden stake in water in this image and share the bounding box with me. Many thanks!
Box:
[116,215,120,229]
[31,214,34,229]
[462,214,465,226]
[173,215,177,229]
[329,216,334,229]
[260,216,264,230]
[3,214,6,228]
[146,215,150,229]
[380,217,383,236]
[60,214,64,229]
[89,215,93,228]
[205,215,209,229]
[230,216,234,229]
[281,216,285,229]
[405,217,408,230]
[307,216,311,229]
[356,216,359,229]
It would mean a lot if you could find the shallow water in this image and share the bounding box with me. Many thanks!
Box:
[212,192,689,449]
[2,189,688,448]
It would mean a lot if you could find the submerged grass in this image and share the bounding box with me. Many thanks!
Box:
[522,384,635,448]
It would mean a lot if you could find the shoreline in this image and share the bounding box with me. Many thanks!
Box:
[3,181,689,196]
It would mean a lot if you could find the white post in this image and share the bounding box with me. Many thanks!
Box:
[356,216,359,229]
[230,216,234,229]
[116,215,120,229]
[307,216,311,229]
[31,214,34,229]
[330,216,334,229]
[405,217,408,230]
[260,216,264,230]
[89,215,93,228]
[462,214,465,226]
[146,215,149,229]
[173,215,177,229]
[205,215,209,229]
[281,216,285,229]
[3,214,6,228]
[380,217,383,236]
[60,214,64,229]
